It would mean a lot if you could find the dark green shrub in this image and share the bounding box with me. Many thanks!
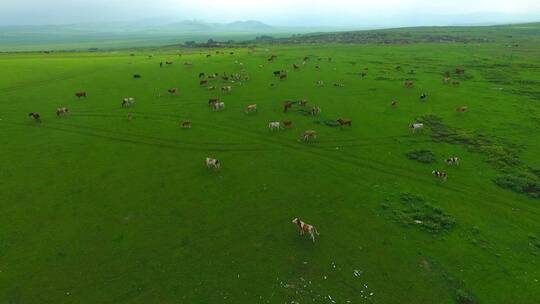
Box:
[406,150,436,164]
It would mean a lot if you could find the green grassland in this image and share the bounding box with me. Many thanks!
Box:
[1,24,540,303]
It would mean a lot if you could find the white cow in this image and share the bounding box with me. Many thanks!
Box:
[268,121,281,131]
[213,102,225,111]
[410,123,424,133]
[205,157,220,169]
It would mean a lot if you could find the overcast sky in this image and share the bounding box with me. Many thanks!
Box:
[1,0,539,26]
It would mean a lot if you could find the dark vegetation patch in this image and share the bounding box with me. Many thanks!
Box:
[419,115,540,198]
[406,149,437,164]
[528,233,540,255]
[380,193,456,234]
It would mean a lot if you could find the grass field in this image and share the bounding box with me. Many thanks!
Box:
[1,26,540,303]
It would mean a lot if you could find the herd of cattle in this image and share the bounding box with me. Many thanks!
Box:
[27,50,467,242]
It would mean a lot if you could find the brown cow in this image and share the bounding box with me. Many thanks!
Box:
[282,120,293,128]
[75,91,87,99]
[200,80,208,86]
[391,99,398,108]
[181,120,192,129]
[337,118,352,127]
[245,104,257,114]
[168,88,178,95]
[456,106,468,112]
[404,80,414,88]
[283,101,293,113]
[302,130,317,141]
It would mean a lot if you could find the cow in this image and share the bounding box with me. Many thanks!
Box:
[205,157,221,169]
[312,106,321,116]
[333,82,345,87]
[302,130,317,141]
[273,70,282,77]
[268,121,281,131]
[168,88,178,95]
[122,97,135,108]
[432,170,448,182]
[75,91,87,99]
[200,80,209,86]
[184,61,193,66]
[337,118,352,127]
[420,93,428,101]
[165,61,173,65]
[404,80,414,88]
[127,112,133,121]
[443,77,451,84]
[28,112,41,122]
[452,80,460,86]
[455,68,465,75]
[208,97,220,106]
[299,100,308,107]
[456,106,468,112]
[391,99,398,108]
[56,107,68,117]
[133,74,141,79]
[293,63,300,70]
[292,218,319,242]
[208,86,216,91]
[445,157,459,166]
[221,86,232,93]
[181,120,192,129]
[283,101,293,113]
[316,80,324,87]
[245,104,258,114]
[199,72,205,78]
[279,74,288,80]
[410,123,424,133]
[213,102,225,111]
[282,120,293,128]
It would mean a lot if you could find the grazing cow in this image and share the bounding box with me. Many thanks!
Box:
[299,100,308,107]
[268,121,281,131]
[165,61,173,65]
[293,63,300,70]
[184,61,193,66]
[311,106,321,116]
[75,91,87,99]
[432,170,448,182]
[122,97,135,108]
[181,120,192,129]
[456,68,465,75]
[302,130,317,141]
[443,71,451,78]
[133,74,141,79]
[337,118,352,127]
[273,70,282,77]
[213,102,225,111]
[208,74,217,80]
[404,80,414,88]
[245,104,258,114]
[221,86,232,93]
[410,123,424,132]
[446,157,459,166]
[452,80,460,86]
[200,80,209,86]
[205,157,221,169]
[56,107,68,117]
[283,101,293,113]
[391,99,398,108]
[28,112,41,122]
[282,120,293,128]
[208,97,220,106]
[168,88,178,95]
[333,82,344,87]
[456,106,468,112]
[199,72,205,78]
[443,77,451,84]
[316,80,324,87]
[420,93,428,101]
[279,74,288,81]
[292,218,319,242]
[208,86,216,91]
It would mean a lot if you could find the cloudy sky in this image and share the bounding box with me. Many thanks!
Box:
[1,0,539,26]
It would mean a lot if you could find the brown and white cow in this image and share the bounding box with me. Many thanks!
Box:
[56,107,69,117]
[205,157,220,169]
[28,112,41,122]
[245,104,257,114]
[292,218,320,242]
[181,120,192,129]
[302,130,317,141]
[311,106,321,116]
[221,86,232,93]
[456,106,468,112]
[432,170,448,182]
[337,118,352,127]
[168,88,178,95]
